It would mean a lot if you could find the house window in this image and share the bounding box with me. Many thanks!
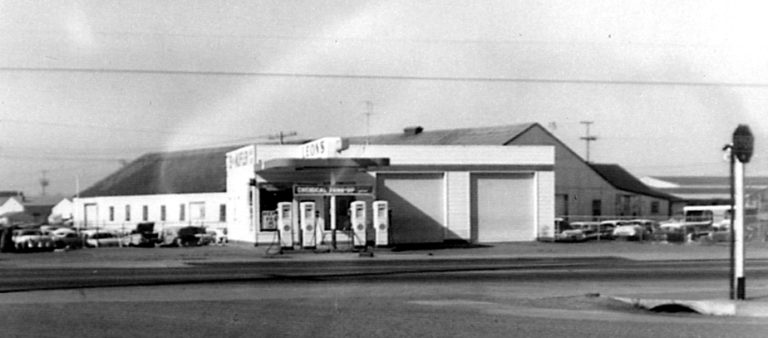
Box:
[142,205,148,221]
[125,205,131,221]
[219,204,227,222]
[180,204,186,221]
[160,205,166,221]
[109,206,115,222]
[651,201,660,214]
[592,200,602,218]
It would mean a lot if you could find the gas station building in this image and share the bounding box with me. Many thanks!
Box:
[225,138,556,246]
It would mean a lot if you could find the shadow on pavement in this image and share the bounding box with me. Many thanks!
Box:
[389,240,493,252]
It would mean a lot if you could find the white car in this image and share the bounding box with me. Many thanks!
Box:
[12,228,56,252]
[84,232,124,248]
[612,225,648,241]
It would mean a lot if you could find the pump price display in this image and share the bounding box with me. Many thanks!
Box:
[294,184,373,196]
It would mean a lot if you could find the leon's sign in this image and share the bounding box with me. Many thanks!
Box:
[300,137,348,159]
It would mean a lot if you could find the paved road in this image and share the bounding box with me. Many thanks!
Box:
[4,245,768,337]
[2,258,768,337]
[4,257,768,292]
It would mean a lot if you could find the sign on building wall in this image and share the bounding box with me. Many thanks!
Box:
[300,137,348,159]
[294,184,373,196]
[227,146,255,170]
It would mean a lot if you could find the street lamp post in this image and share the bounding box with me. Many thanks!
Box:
[729,124,754,300]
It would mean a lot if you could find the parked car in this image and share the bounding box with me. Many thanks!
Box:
[569,222,601,240]
[51,228,83,249]
[12,228,55,252]
[598,220,631,240]
[211,227,228,245]
[84,232,124,248]
[554,218,586,242]
[0,226,16,252]
[125,222,160,247]
[159,226,213,247]
[612,224,649,241]
[627,219,659,234]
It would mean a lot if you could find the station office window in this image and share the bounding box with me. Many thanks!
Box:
[180,204,186,221]
[109,206,115,222]
[125,205,131,221]
[219,204,226,222]
[142,205,148,221]
[160,205,166,221]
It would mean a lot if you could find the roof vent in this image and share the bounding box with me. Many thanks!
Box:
[403,126,423,136]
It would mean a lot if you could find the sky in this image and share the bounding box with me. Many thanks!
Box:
[2,0,768,197]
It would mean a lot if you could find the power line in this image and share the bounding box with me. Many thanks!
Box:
[7,27,741,51]
[0,153,126,162]
[0,117,257,139]
[4,66,768,88]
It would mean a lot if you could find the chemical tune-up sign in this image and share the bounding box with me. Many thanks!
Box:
[294,185,373,196]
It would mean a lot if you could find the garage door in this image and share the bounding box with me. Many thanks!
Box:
[377,174,445,244]
[471,173,535,242]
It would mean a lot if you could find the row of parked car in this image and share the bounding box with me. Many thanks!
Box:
[554,218,659,242]
[0,222,229,253]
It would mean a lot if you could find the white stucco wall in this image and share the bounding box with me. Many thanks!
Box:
[49,198,74,223]
[73,193,228,232]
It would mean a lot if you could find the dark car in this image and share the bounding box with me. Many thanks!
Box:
[176,226,213,246]
[159,226,212,247]
[554,218,586,242]
[0,226,19,252]
[126,222,160,247]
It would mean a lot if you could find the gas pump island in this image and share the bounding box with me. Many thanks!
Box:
[255,137,391,251]
[274,189,389,250]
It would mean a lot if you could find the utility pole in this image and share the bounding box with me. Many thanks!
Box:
[580,121,598,162]
[364,101,374,146]
[40,170,50,196]
[268,131,298,144]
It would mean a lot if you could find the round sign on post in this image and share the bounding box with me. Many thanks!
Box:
[733,124,754,163]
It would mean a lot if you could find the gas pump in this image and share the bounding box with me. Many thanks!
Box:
[350,201,367,247]
[300,201,316,249]
[372,200,389,247]
[277,202,293,249]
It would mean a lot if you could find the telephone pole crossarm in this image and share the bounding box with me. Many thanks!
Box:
[580,121,598,162]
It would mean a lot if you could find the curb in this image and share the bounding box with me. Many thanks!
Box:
[611,296,768,317]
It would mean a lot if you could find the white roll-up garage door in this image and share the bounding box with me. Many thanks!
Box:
[471,173,535,242]
[376,173,445,244]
